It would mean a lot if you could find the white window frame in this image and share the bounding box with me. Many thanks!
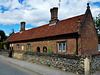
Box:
[58,42,66,52]
[10,44,14,47]
[10,44,12,47]
[58,42,61,51]
[12,44,13,47]
[21,46,24,50]
[62,42,66,51]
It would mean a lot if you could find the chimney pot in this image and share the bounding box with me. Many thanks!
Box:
[20,22,25,32]
[49,7,59,24]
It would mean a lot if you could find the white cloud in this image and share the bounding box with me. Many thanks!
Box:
[26,28,32,30]
[0,0,100,26]
[6,34,9,36]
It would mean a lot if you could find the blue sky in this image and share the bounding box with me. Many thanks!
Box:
[0,0,100,36]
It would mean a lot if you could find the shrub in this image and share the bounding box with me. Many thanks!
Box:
[72,50,76,55]
[47,47,53,53]
[0,42,3,49]
[5,42,10,50]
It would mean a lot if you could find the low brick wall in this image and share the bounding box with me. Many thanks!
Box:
[0,49,100,75]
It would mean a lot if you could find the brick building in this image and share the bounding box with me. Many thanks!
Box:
[5,3,98,55]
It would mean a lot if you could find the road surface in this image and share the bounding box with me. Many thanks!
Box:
[0,55,76,75]
[0,58,40,75]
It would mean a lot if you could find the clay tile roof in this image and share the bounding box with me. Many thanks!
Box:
[6,14,84,43]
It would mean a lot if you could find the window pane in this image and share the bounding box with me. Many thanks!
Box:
[27,44,31,50]
[29,45,31,50]
[22,46,24,50]
[58,43,61,51]
[17,44,19,50]
[62,42,66,51]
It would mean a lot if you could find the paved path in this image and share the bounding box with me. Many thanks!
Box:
[0,58,39,75]
[0,55,76,75]
[93,71,100,75]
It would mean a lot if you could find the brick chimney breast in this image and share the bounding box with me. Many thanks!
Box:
[20,22,26,32]
[49,7,59,25]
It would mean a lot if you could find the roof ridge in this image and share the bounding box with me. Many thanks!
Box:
[15,14,85,33]
[59,14,85,22]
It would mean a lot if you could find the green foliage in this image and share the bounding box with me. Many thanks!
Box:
[0,42,3,49]
[5,36,8,39]
[56,50,58,53]
[44,50,47,52]
[72,50,76,55]
[26,48,29,52]
[5,42,10,50]
[11,49,13,51]
[48,64,50,67]
[43,46,47,53]
[95,14,100,41]
[47,46,53,53]
[65,69,67,71]
[30,48,33,52]
[47,44,53,53]
[0,30,6,42]
[95,14,100,28]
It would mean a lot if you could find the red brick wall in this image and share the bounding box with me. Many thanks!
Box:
[67,39,76,54]
[80,13,98,55]
[11,39,64,53]
[11,38,77,54]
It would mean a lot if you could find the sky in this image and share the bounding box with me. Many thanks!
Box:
[0,0,100,36]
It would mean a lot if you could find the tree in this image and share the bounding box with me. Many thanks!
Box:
[95,14,100,30]
[95,14,100,41]
[5,42,10,50]
[0,30,6,42]
[0,30,8,49]
[0,42,3,49]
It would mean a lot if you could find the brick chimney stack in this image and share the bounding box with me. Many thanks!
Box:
[49,7,59,24]
[20,22,25,32]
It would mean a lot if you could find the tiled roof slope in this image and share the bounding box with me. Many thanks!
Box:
[6,14,84,42]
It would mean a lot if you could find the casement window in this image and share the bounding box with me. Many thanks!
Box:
[17,44,19,50]
[27,44,31,50]
[58,42,61,51]
[10,44,13,47]
[21,46,24,50]
[12,44,13,47]
[10,44,11,47]
[58,42,66,52]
